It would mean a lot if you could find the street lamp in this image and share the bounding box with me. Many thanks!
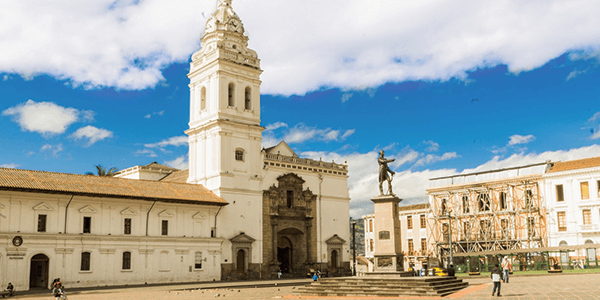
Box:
[352,220,357,276]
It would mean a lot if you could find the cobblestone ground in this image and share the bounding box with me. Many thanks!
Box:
[17,273,600,300]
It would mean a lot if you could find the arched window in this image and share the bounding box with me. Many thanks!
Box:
[235,149,244,161]
[244,87,251,110]
[228,83,235,107]
[200,86,206,111]
[81,252,91,271]
[122,251,131,270]
[236,249,245,272]
[194,252,203,269]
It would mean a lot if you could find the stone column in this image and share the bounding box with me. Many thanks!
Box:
[305,223,311,262]
[272,222,278,263]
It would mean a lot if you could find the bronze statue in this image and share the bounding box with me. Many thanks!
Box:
[378,150,395,195]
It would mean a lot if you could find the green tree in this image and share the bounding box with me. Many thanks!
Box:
[86,165,118,177]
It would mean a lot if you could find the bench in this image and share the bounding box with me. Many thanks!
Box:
[0,290,14,298]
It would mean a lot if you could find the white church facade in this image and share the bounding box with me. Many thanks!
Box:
[0,0,350,290]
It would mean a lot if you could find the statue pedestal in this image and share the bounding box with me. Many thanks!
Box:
[371,195,404,274]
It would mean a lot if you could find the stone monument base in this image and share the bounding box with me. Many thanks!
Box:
[365,271,414,277]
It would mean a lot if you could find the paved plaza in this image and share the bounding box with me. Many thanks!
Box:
[13,273,600,299]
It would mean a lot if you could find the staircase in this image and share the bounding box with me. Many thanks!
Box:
[295,276,468,297]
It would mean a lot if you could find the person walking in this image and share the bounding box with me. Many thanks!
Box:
[501,257,512,283]
[491,263,502,297]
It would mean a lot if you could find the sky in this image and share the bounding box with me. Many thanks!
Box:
[1,0,600,218]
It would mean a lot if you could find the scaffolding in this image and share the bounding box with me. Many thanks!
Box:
[427,176,548,262]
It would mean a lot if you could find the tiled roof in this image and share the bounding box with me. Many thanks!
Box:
[0,167,227,206]
[398,203,430,211]
[143,161,179,171]
[160,169,190,183]
[548,156,600,173]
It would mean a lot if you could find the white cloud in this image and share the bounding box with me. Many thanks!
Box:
[0,163,20,168]
[341,129,355,139]
[422,140,440,152]
[40,143,64,157]
[265,122,288,131]
[2,100,94,136]
[144,135,188,149]
[144,114,152,119]
[341,93,353,103]
[566,68,588,81]
[2,1,600,95]
[144,110,165,119]
[282,123,355,144]
[164,154,188,170]
[413,152,459,167]
[69,125,113,146]
[134,149,157,158]
[589,112,600,123]
[508,134,536,146]
[589,127,600,140]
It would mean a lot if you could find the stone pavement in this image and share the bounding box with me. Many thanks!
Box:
[13,273,600,299]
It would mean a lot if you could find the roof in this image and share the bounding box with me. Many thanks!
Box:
[547,156,600,173]
[143,161,179,171]
[398,203,430,212]
[160,169,190,183]
[0,167,227,206]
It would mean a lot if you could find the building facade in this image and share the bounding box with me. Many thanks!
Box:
[398,203,430,271]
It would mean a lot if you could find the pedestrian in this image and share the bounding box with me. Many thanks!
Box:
[491,263,502,297]
[501,257,512,283]
[312,272,319,281]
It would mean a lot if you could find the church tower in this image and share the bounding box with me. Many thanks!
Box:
[186,0,263,193]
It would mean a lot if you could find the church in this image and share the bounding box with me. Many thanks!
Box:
[0,0,350,290]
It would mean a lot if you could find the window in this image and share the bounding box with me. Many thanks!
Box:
[124,218,131,235]
[499,192,507,210]
[440,199,447,215]
[37,214,47,232]
[462,221,469,240]
[286,190,293,208]
[81,252,91,271]
[369,239,374,252]
[228,83,235,107]
[597,181,600,198]
[478,194,490,211]
[369,219,373,232]
[556,185,564,202]
[195,252,203,269]
[161,220,169,236]
[480,220,491,239]
[420,215,426,228]
[244,87,251,110]
[442,223,449,242]
[525,190,533,208]
[235,149,244,161]
[407,239,414,255]
[527,217,535,238]
[557,211,567,231]
[407,216,413,229]
[200,86,206,110]
[83,216,92,233]
[581,182,590,200]
[500,219,508,238]
[122,251,131,270]
[583,209,592,225]
[462,196,469,213]
[421,238,427,254]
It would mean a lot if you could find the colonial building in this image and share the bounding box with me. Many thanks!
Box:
[0,0,350,291]
[362,213,375,272]
[543,156,600,265]
[398,203,430,271]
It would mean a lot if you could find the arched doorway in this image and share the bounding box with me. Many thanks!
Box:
[30,254,49,288]
[236,249,246,273]
[330,250,338,272]
[277,236,293,273]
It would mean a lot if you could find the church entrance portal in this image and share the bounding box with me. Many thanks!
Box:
[277,236,293,273]
[236,249,246,273]
[30,254,49,288]
[330,250,338,272]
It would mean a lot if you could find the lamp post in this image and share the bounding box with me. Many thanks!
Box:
[352,220,357,276]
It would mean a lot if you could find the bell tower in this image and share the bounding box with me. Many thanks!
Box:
[186,0,263,194]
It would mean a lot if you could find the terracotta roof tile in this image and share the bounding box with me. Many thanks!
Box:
[398,203,430,211]
[0,167,227,206]
[159,169,190,183]
[548,156,600,173]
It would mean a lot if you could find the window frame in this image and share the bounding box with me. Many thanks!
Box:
[420,238,427,254]
[556,184,565,202]
[83,216,92,234]
[194,252,203,270]
[557,211,567,232]
[420,214,426,229]
[407,239,414,255]
[581,181,590,200]
[80,251,91,272]
[37,214,47,233]
[582,209,592,225]
[161,220,169,236]
[124,218,132,235]
[122,251,132,270]
[286,190,293,208]
[407,216,413,230]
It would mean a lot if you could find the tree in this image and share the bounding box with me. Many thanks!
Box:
[86,165,118,177]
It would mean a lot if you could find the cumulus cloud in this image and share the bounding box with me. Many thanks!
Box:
[144,135,188,149]
[164,154,188,170]
[0,163,20,168]
[508,134,536,146]
[2,100,94,136]
[69,125,113,146]
[2,1,600,95]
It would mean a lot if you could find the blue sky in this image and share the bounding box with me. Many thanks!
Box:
[1,0,600,217]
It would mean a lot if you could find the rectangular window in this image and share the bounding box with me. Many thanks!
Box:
[420,215,426,229]
[500,219,508,238]
[369,219,373,232]
[421,238,427,254]
[235,150,243,161]
[557,211,567,231]
[286,190,293,208]
[83,216,91,234]
[583,209,592,225]
[37,214,47,233]
[407,216,413,229]
[581,182,590,200]
[195,252,203,269]
[527,217,535,238]
[124,218,131,235]
[462,221,469,240]
[480,220,491,239]
[81,252,91,271]
[556,185,564,202]
[369,239,374,252]
[407,239,414,254]
[161,220,168,236]
[122,252,131,270]
[597,181,600,198]
[525,190,533,208]
[462,196,469,213]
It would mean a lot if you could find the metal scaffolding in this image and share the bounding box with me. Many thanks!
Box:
[427,177,548,260]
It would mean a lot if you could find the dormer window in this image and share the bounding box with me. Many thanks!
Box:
[235,149,244,161]
[228,83,235,107]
